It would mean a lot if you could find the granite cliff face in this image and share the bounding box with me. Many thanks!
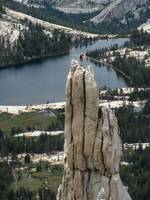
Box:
[12,0,150,24]
[57,62,132,200]
[91,0,150,24]
[13,0,112,13]
[54,0,111,13]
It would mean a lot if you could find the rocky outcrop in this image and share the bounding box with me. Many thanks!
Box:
[91,0,149,24]
[14,0,112,14]
[57,62,132,200]
[54,0,110,14]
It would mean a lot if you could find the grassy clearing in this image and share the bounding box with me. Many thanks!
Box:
[0,111,58,135]
[10,164,63,193]
[11,173,42,192]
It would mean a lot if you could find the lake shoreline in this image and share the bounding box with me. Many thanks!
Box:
[0,38,128,105]
[0,50,69,70]
[87,56,132,85]
[0,37,129,70]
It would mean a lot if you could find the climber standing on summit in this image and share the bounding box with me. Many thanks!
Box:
[80,52,85,61]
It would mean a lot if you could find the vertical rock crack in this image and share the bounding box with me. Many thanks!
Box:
[57,63,132,200]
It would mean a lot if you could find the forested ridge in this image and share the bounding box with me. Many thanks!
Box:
[116,102,150,200]
[0,20,71,67]
[2,0,98,33]
[130,29,150,46]
[0,134,64,154]
[112,56,150,87]
[121,146,150,200]
[116,102,150,144]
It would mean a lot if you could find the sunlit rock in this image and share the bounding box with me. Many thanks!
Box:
[57,62,132,200]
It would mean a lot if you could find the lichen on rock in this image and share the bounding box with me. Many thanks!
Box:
[57,61,132,200]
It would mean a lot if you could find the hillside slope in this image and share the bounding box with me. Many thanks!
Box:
[13,0,112,13]
[1,7,98,42]
[3,0,150,34]
[90,0,150,24]
[0,7,72,67]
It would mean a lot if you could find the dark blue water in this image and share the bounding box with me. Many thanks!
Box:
[0,38,128,105]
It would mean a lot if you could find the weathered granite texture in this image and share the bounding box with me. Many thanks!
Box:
[57,62,132,200]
